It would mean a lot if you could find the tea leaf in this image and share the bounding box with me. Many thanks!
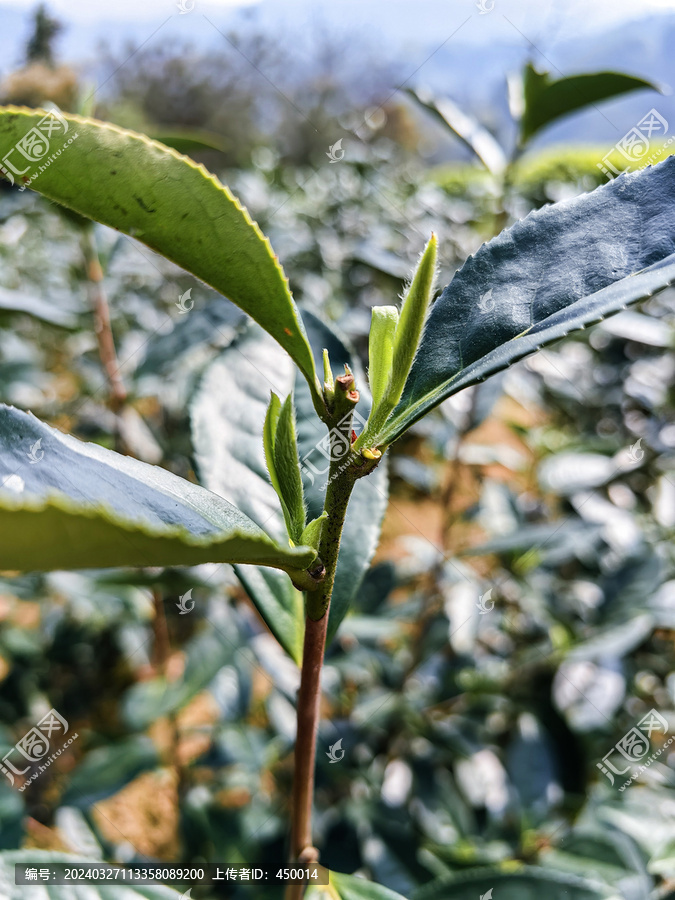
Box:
[0,107,322,410]
[519,64,659,144]
[0,404,315,576]
[378,158,675,445]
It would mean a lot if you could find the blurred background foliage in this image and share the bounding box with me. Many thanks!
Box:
[0,4,674,899]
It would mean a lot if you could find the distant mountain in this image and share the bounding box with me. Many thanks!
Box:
[414,12,675,152]
[0,0,673,157]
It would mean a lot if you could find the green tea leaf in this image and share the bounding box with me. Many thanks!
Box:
[518,64,659,145]
[0,106,321,408]
[538,827,649,894]
[235,564,303,663]
[0,404,315,575]
[388,234,437,406]
[263,392,283,499]
[360,236,437,446]
[323,348,335,400]
[379,157,675,445]
[368,306,399,409]
[300,512,328,551]
[274,394,306,544]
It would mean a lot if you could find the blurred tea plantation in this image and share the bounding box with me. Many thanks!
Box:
[1,5,675,899]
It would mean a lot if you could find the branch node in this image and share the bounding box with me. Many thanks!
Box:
[297,846,320,866]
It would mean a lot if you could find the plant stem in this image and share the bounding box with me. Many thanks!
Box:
[81,228,127,413]
[290,612,329,875]
[151,587,171,671]
[287,423,360,899]
[305,457,358,623]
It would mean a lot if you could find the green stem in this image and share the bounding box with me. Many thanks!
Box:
[305,461,357,622]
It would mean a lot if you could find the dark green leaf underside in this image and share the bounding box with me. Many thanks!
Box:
[382,158,675,444]
[191,315,388,658]
[190,327,305,661]
[0,404,314,573]
[234,564,304,663]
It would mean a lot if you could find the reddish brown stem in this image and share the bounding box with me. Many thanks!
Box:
[151,587,171,672]
[291,612,329,865]
[81,229,127,413]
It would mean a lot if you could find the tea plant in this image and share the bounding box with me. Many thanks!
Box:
[1,106,675,899]
[408,62,659,180]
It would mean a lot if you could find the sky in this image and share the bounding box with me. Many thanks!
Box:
[2,0,675,151]
[1,0,675,34]
[2,0,675,72]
